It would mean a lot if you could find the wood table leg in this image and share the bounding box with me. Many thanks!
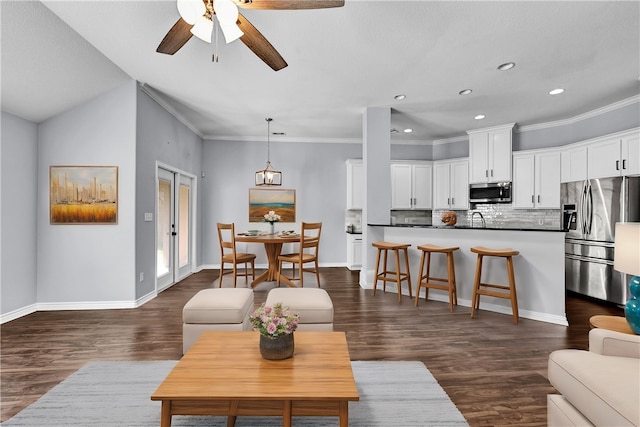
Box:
[339,400,349,427]
[250,243,284,287]
[160,400,172,427]
[227,400,238,427]
[282,400,292,427]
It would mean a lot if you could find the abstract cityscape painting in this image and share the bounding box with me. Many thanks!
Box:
[50,166,118,224]
[249,188,296,223]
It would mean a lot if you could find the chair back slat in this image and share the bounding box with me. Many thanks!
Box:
[299,222,322,256]
[217,223,237,259]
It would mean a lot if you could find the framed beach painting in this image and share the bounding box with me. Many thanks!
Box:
[249,188,296,223]
[50,165,118,224]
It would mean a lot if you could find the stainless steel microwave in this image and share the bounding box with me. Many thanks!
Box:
[469,182,512,203]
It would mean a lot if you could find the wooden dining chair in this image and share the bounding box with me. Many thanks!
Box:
[217,223,256,288]
[277,222,322,288]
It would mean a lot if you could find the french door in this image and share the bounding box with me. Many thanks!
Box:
[157,165,195,291]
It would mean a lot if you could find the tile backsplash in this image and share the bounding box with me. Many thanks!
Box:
[345,209,363,232]
[433,204,561,229]
[347,205,561,231]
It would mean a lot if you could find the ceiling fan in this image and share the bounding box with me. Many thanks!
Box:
[157,0,345,71]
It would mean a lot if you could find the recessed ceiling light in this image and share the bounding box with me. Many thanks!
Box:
[394,94,406,101]
[497,62,515,71]
[549,88,565,95]
[403,128,413,133]
[459,89,472,95]
[272,132,286,135]
[474,114,486,120]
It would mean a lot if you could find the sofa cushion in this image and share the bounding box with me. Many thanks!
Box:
[547,394,594,426]
[183,288,254,324]
[548,349,640,426]
[265,288,333,324]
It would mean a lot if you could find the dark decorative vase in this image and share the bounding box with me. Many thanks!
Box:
[625,276,640,335]
[259,333,294,360]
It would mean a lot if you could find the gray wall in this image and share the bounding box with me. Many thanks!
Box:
[36,81,137,305]
[201,139,362,267]
[517,100,640,151]
[1,112,39,316]
[135,86,203,299]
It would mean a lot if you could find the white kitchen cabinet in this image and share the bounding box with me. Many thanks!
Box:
[346,159,363,209]
[433,159,469,210]
[587,131,640,179]
[513,149,560,209]
[346,234,362,270]
[468,123,515,184]
[560,145,588,183]
[391,162,432,209]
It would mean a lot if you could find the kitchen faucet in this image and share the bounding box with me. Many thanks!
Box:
[471,211,486,228]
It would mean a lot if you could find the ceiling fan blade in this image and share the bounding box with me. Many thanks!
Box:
[234,0,344,10]
[237,13,288,71]
[156,18,194,55]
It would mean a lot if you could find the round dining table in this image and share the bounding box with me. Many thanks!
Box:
[235,233,301,288]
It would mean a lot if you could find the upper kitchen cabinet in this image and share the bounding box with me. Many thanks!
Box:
[513,149,561,209]
[391,161,433,209]
[587,129,640,179]
[433,158,469,210]
[467,123,515,184]
[560,145,588,183]
[346,159,363,210]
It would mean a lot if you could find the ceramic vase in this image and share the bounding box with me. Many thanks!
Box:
[259,333,294,360]
[269,223,275,235]
[625,276,640,334]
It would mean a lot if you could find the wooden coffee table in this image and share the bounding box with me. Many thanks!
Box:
[589,315,635,334]
[151,331,359,427]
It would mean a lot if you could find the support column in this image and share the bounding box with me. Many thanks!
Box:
[360,107,391,288]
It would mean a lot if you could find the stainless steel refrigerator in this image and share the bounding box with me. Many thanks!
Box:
[561,176,640,304]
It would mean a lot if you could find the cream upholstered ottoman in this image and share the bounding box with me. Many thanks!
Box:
[182,288,254,354]
[265,288,334,331]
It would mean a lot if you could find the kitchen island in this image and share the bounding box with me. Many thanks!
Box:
[366,224,567,326]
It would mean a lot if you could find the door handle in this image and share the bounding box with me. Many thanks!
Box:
[490,169,494,177]
[485,170,488,177]
[451,197,455,205]
[531,195,534,203]
[172,232,177,236]
[537,195,540,203]
[616,160,620,171]
[623,159,627,170]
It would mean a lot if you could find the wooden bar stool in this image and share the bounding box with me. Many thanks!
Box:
[372,241,412,302]
[470,246,520,324]
[415,244,459,312]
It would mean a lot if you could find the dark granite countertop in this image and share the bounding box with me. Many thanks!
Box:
[368,223,566,232]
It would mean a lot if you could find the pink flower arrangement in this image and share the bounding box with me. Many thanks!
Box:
[250,303,300,338]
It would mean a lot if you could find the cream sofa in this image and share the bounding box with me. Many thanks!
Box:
[547,328,640,426]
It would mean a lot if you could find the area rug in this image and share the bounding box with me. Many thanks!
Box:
[2,360,468,426]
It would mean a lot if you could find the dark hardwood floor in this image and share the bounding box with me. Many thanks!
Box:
[1,268,624,425]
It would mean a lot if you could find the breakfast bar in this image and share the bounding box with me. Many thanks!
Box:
[365,224,568,325]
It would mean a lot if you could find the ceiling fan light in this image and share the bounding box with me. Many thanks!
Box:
[177,0,205,25]
[214,0,243,43]
[190,16,213,43]
[220,23,244,43]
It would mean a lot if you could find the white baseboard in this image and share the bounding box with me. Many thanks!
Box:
[1,303,38,324]
[379,284,569,327]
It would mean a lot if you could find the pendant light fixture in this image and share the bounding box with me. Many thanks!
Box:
[255,118,282,186]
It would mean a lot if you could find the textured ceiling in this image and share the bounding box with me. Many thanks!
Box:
[2,1,639,143]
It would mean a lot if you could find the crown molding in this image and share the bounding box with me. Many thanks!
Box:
[516,94,640,133]
[138,83,204,139]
